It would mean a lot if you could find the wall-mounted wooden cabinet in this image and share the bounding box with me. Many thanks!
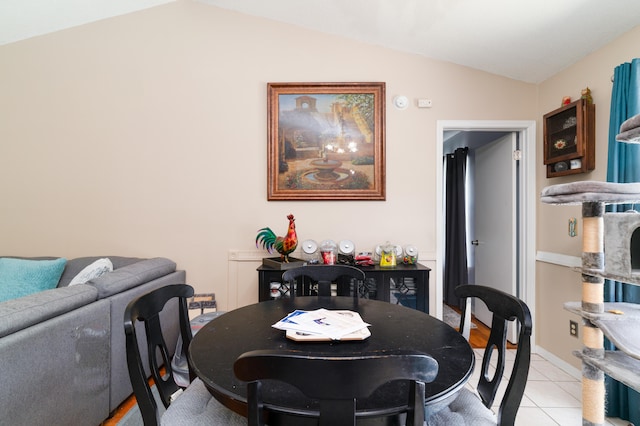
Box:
[543,99,595,178]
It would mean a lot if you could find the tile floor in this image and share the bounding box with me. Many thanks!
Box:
[476,349,631,426]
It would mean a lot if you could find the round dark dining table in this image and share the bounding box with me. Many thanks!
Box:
[189,296,474,425]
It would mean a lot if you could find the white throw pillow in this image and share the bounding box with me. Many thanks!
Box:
[69,258,114,286]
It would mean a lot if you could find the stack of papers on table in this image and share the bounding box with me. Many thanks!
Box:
[273,309,371,341]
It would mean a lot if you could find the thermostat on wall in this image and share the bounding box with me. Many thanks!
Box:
[393,95,408,110]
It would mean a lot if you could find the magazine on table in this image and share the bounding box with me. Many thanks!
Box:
[273,308,371,341]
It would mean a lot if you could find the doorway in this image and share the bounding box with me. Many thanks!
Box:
[435,120,536,346]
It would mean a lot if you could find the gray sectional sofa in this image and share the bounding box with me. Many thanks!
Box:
[0,256,185,425]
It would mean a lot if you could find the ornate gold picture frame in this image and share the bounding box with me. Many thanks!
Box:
[267,82,386,201]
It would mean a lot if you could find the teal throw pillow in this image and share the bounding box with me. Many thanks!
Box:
[0,258,67,303]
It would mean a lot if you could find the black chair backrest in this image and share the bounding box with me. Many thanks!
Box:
[455,284,532,426]
[234,349,439,426]
[124,284,194,426]
[281,264,365,298]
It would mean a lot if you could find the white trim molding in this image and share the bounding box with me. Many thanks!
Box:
[436,120,537,344]
[228,249,266,262]
[535,251,581,268]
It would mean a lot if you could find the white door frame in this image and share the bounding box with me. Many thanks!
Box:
[435,120,536,348]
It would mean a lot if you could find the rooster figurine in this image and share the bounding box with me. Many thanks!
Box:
[256,214,298,262]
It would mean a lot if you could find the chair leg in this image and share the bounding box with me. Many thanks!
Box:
[247,381,264,426]
[407,381,425,426]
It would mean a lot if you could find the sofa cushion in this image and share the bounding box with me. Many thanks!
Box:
[69,258,114,286]
[88,257,177,299]
[0,284,98,338]
[58,256,143,287]
[0,258,67,303]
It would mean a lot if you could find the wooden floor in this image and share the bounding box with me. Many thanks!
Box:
[449,304,517,350]
[471,317,517,349]
[102,308,505,425]
[102,396,136,425]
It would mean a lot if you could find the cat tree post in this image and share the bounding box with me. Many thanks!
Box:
[581,201,605,425]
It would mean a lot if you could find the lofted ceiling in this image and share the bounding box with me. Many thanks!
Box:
[2,0,640,83]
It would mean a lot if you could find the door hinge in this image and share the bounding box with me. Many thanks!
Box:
[513,150,522,161]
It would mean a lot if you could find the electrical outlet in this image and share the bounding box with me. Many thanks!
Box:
[569,320,578,337]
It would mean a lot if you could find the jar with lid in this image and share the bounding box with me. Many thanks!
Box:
[319,240,337,265]
[301,239,320,264]
[403,245,419,265]
[379,242,397,268]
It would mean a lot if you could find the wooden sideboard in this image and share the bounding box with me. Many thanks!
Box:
[257,263,431,313]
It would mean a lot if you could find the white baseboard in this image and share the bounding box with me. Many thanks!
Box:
[534,345,581,380]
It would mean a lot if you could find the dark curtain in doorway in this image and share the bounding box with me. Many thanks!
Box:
[444,147,469,307]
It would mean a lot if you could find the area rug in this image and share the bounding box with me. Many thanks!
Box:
[116,406,143,426]
[443,304,476,329]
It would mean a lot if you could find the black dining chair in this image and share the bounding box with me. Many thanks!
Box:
[124,284,244,426]
[426,284,532,426]
[234,349,439,426]
[281,264,365,298]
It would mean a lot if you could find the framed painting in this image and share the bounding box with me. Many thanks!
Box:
[267,82,386,200]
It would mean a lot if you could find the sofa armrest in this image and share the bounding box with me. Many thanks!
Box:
[87,257,178,299]
[0,298,111,425]
[0,284,98,338]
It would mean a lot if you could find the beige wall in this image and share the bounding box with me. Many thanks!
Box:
[536,26,640,368]
[1,0,637,367]
[0,0,536,306]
